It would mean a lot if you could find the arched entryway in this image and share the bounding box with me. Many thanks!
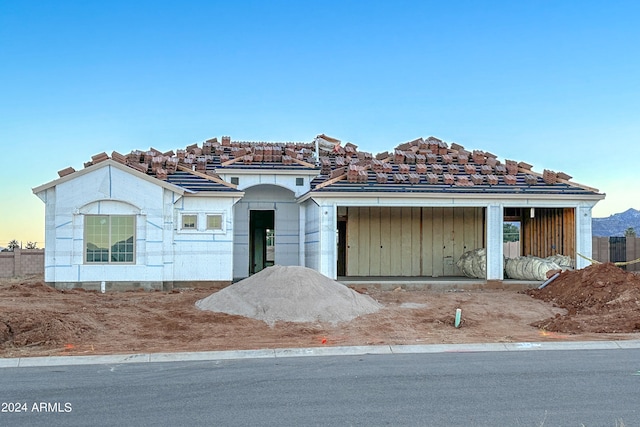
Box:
[232,184,299,279]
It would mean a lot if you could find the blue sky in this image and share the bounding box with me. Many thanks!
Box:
[1,0,639,246]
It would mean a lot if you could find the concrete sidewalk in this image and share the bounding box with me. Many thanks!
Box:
[2,340,640,368]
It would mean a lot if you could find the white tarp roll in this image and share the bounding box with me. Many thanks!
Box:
[545,254,573,270]
[456,248,487,279]
[504,256,561,280]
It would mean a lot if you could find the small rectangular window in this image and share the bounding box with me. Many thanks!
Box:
[206,214,223,231]
[182,214,198,230]
[230,177,239,185]
[296,177,304,186]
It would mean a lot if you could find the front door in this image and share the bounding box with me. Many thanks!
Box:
[250,210,275,274]
[337,219,347,276]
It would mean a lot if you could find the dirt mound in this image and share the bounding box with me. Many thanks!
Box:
[196,265,383,325]
[5,280,59,295]
[0,281,96,348]
[2,273,639,358]
[526,263,640,333]
[2,311,90,347]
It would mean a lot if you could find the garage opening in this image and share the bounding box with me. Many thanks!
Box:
[503,208,522,259]
[505,207,575,259]
[343,206,484,277]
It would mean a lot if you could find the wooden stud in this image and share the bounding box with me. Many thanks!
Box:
[176,165,238,189]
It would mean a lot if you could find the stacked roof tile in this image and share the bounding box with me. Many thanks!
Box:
[58,135,597,196]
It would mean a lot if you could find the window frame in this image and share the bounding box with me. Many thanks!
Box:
[178,212,226,234]
[84,214,136,264]
[181,214,198,230]
[206,213,224,232]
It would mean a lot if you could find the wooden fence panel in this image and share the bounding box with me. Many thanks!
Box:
[591,236,640,272]
[628,237,640,272]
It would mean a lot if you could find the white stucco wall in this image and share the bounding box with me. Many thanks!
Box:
[317,201,338,279]
[172,195,237,281]
[232,184,300,279]
[303,199,321,272]
[485,204,504,280]
[575,203,595,269]
[218,170,318,198]
[232,200,250,279]
[35,162,240,286]
[39,164,171,284]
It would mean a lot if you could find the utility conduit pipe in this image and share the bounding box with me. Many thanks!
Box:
[454,308,462,328]
[538,272,560,290]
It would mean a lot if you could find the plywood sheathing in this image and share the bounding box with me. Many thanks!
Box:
[346,206,483,277]
[521,207,576,259]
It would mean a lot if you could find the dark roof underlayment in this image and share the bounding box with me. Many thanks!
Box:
[57,135,600,196]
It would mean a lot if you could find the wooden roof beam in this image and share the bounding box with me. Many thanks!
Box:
[176,164,238,189]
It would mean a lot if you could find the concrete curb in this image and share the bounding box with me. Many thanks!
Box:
[1,340,640,369]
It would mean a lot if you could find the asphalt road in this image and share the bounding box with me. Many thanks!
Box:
[1,349,639,426]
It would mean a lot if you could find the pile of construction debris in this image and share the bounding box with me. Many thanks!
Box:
[195,265,382,326]
[527,263,640,333]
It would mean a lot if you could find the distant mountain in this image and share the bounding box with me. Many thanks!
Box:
[592,208,640,237]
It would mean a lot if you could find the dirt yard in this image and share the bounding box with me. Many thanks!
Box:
[1,263,639,358]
